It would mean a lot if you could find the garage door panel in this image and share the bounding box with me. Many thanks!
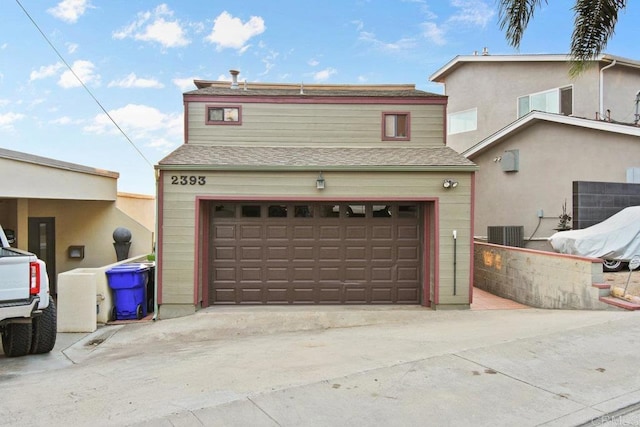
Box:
[372,246,393,261]
[345,287,366,303]
[319,267,340,281]
[397,287,419,303]
[292,226,315,239]
[371,287,393,303]
[345,226,367,239]
[398,246,419,260]
[293,246,314,260]
[240,247,262,260]
[266,225,288,239]
[215,246,236,260]
[319,226,341,240]
[240,225,262,239]
[210,202,422,305]
[267,246,288,261]
[215,225,236,239]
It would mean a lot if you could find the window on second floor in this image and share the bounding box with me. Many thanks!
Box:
[382,112,410,141]
[517,86,573,118]
[206,105,241,125]
[448,108,477,135]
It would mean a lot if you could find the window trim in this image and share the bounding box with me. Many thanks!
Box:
[517,85,573,118]
[381,112,411,141]
[447,107,477,135]
[205,104,242,125]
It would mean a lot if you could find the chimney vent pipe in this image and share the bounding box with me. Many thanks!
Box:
[229,70,240,89]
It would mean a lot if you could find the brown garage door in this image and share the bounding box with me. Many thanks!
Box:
[209,202,422,304]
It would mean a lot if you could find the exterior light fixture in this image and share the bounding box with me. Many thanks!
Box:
[443,179,458,189]
[316,172,326,190]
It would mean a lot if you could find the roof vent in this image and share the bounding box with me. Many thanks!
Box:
[482,47,489,56]
[229,70,240,89]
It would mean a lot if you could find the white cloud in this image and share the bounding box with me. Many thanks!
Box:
[358,31,417,53]
[146,137,178,153]
[49,116,75,125]
[67,42,79,54]
[357,75,368,83]
[421,22,446,46]
[172,77,198,92]
[313,68,337,82]
[113,4,189,48]
[308,58,320,67]
[351,20,364,31]
[0,99,9,107]
[448,0,494,28]
[108,73,164,89]
[206,11,265,51]
[0,112,26,129]
[48,0,91,24]
[84,104,183,143]
[58,60,99,88]
[30,63,64,81]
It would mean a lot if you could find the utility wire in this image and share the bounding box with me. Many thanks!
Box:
[15,0,154,169]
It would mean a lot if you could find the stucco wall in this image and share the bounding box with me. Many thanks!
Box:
[471,122,640,247]
[159,170,473,314]
[474,242,609,309]
[116,192,156,232]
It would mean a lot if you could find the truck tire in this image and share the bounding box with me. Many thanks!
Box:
[2,322,33,357]
[30,299,57,354]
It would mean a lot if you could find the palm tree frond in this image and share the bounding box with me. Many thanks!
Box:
[498,0,547,48]
[569,0,626,76]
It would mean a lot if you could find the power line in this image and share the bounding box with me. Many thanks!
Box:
[15,0,154,169]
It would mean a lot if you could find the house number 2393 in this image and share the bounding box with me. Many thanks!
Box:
[170,175,206,185]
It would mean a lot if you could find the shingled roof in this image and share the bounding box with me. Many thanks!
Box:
[157,145,476,170]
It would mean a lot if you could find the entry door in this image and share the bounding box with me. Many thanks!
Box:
[28,217,56,295]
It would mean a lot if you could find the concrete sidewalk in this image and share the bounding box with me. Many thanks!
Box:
[1,306,640,426]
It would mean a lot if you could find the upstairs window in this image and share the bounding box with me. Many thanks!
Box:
[206,105,241,125]
[518,86,572,118]
[448,108,477,135]
[382,112,410,141]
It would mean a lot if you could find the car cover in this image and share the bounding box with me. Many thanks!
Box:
[548,206,640,261]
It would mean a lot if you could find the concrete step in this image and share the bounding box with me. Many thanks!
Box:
[599,296,640,311]
[592,283,611,298]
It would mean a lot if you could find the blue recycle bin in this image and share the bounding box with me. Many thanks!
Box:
[106,264,149,320]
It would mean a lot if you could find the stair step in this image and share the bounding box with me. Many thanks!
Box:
[592,283,611,290]
[600,296,640,311]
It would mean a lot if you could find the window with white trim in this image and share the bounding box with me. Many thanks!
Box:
[517,86,573,118]
[448,108,477,135]
[382,112,410,140]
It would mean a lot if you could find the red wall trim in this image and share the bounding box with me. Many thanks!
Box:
[156,172,164,305]
[192,195,439,308]
[433,199,440,306]
[184,95,447,106]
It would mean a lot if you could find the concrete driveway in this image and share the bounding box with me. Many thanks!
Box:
[1,306,640,426]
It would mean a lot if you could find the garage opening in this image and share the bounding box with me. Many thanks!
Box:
[208,202,423,305]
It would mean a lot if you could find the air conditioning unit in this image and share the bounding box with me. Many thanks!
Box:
[487,226,524,248]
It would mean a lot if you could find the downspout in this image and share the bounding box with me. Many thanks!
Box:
[599,59,617,118]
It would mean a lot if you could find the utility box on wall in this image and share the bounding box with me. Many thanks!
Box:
[487,225,524,247]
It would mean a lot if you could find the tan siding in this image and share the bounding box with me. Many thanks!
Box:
[159,170,473,307]
[188,102,444,147]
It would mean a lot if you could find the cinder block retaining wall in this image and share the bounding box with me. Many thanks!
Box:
[474,242,610,310]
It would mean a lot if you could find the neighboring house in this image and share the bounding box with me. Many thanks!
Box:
[430,52,640,154]
[429,53,640,249]
[154,72,477,319]
[0,148,155,292]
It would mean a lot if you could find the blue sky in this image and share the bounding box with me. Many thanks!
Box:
[2,1,639,195]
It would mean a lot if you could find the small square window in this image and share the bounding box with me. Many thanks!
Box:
[382,113,410,140]
[206,105,241,125]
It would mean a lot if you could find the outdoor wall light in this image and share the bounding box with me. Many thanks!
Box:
[443,179,458,189]
[316,172,326,190]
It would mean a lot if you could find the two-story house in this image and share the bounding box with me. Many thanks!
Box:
[154,72,477,318]
[430,53,640,251]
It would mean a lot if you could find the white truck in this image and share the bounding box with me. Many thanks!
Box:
[0,225,56,357]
